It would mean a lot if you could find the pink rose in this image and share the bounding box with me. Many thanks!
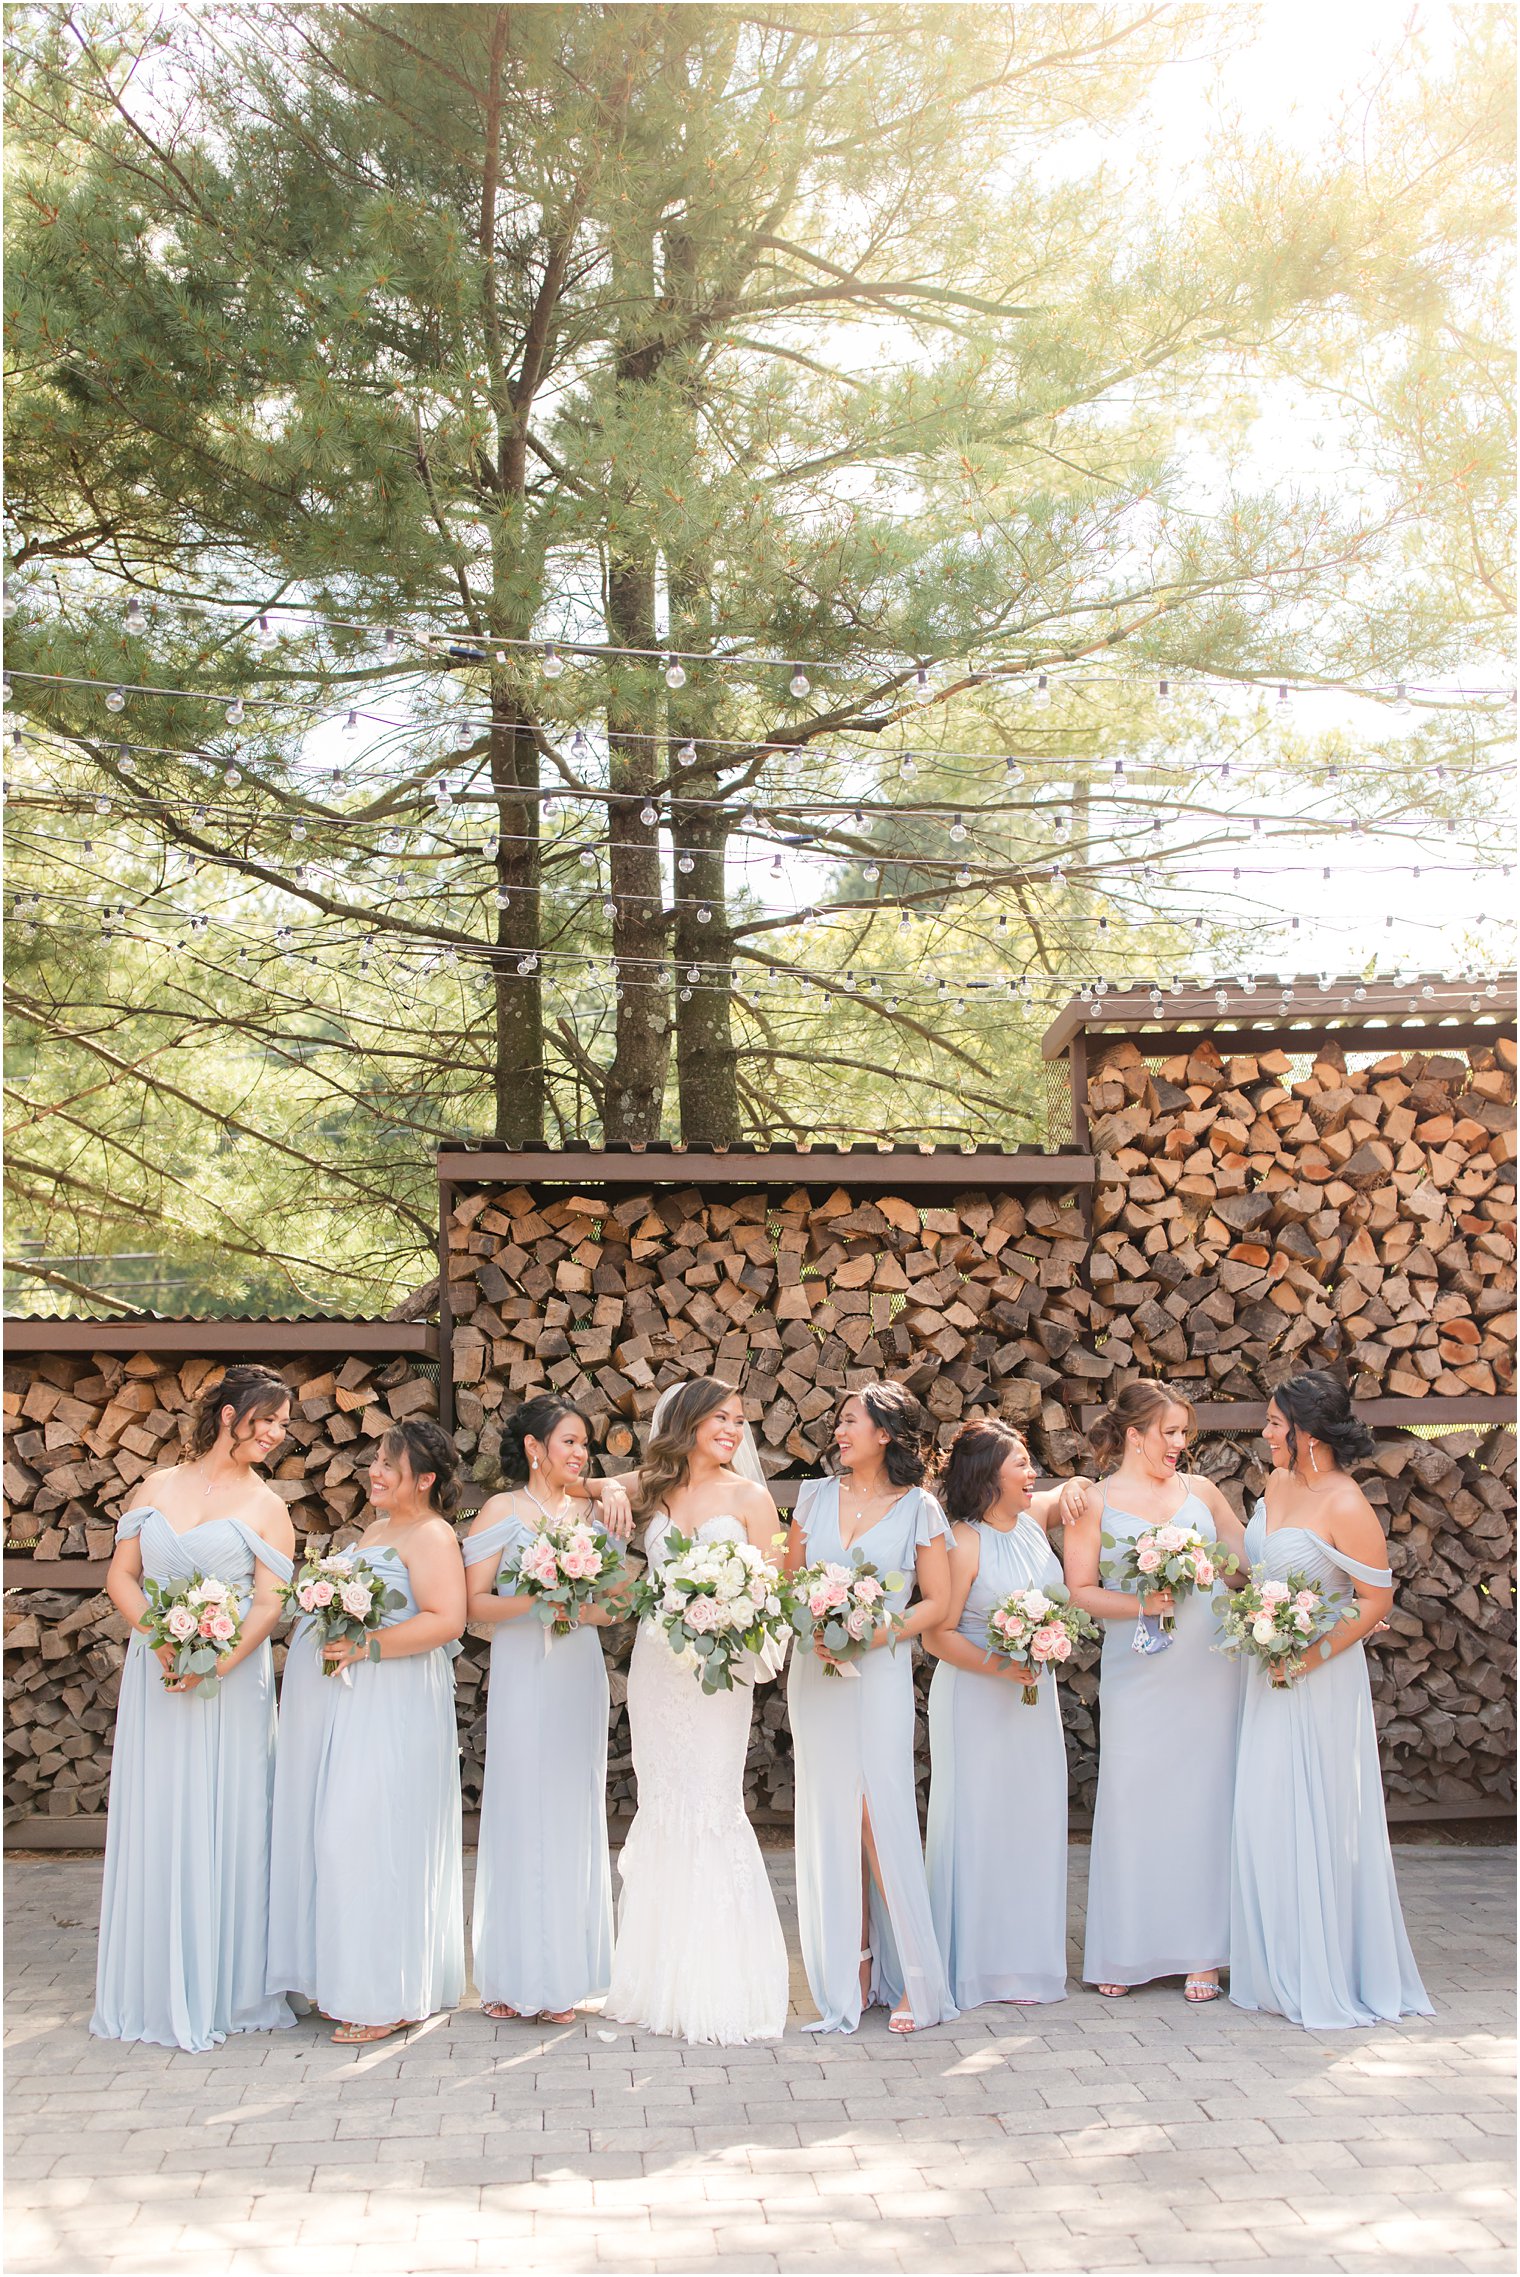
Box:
[684,1596,720,1634]
[207,1612,236,1643]
[808,1591,833,1619]
[338,1582,372,1619]
[309,1580,336,1608]
[1135,1546,1162,1574]
[1259,1581,1291,1608]
[1030,1623,1065,1662]
[1155,1525,1186,1553]
[1295,1590,1317,1612]
[1194,1559,1215,1588]
[823,1563,852,1586]
[296,1585,319,1612]
[562,1551,597,1581]
[166,1605,198,1642]
[823,1582,850,1610]
[853,1576,883,1604]
[845,1607,871,1640]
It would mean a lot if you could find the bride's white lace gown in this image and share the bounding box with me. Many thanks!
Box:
[604,1514,789,2044]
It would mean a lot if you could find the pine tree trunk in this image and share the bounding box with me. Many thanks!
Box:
[488,700,545,1144]
[675,805,740,1142]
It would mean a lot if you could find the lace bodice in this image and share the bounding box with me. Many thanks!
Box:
[643,1511,748,1578]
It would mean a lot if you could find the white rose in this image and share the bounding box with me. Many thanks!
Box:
[1251,1615,1277,1646]
[730,1596,756,1628]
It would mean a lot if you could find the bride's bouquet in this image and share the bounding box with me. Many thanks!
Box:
[786,1556,902,1679]
[500,1515,626,1636]
[280,1551,409,1677]
[1103,1519,1236,1630]
[983,1583,1099,1705]
[631,1530,788,1695]
[138,1571,243,1696]
[1217,1573,1357,1686]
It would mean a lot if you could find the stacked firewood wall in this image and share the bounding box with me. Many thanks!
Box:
[3,1348,437,1828]
[1082,1032,1516,1810]
[444,1179,1101,1821]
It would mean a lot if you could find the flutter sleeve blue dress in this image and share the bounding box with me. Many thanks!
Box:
[266,1545,464,2027]
[787,1479,958,2033]
[1228,1511,1432,2030]
[91,1508,295,2052]
[927,1516,1071,2006]
[1082,1482,1243,1990]
[464,1512,614,2017]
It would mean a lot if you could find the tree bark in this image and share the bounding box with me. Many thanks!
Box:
[674,802,740,1143]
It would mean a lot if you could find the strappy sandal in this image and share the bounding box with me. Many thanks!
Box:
[887,2003,917,2034]
[331,2019,411,2045]
[481,2002,521,2020]
[1095,1983,1130,1998]
[537,2008,576,2025]
[1184,1975,1223,2004]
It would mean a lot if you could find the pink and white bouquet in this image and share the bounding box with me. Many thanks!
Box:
[630,1530,788,1695]
[983,1583,1100,1705]
[138,1570,243,1696]
[280,1551,409,1677]
[1217,1572,1358,1685]
[1103,1518,1237,1629]
[786,1556,903,1679]
[500,1514,626,1636]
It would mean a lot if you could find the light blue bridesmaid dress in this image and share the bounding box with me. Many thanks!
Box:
[266,1545,464,2025]
[787,1479,958,2033]
[927,1516,1070,2006]
[91,1507,295,2052]
[464,1512,613,2016]
[1229,1511,1432,2030]
[1082,1481,1243,1989]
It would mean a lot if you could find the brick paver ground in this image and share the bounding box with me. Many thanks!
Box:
[4,1846,1513,2276]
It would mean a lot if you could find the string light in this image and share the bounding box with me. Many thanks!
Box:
[663,656,687,691]
[105,686,126,713]
[789,669,810,699]
[541,644,564,680]
[225,698,245,725]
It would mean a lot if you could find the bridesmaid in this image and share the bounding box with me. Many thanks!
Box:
[1062,1379,1246,2003]
[925,1419,1075,2008]
[1230,1371,1432,2029]
[267,1418,466,2045]
[464,1396,630,2026]
[785,1381,957,2035]
[92,1363,297,2052]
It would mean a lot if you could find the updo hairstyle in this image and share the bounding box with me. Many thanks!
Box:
[1089,1378,1196,1472]
[379,1418,462,1514]
[631,1378,738,1519]
[189,1363,291,1458]
[498,1395,592,1486]
[938,1418,1029,1524]
[840,1381,928,1489]
[1270,1370,1375,1469]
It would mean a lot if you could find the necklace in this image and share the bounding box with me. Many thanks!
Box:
[524,1483,573,1529]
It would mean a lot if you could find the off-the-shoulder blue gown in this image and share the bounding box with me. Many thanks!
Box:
[1229,1512,1432,2030]
[787,1480,958,2033]
[91,1507,295,2052]
[1083,1481,1243,1989]
[464,1512,613,2016]
[927,1516,1071,2006]
[266,1545,463,2026]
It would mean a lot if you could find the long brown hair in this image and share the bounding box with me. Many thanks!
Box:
[189,1364,291,1459]
[631,1379,738,1520]
[835,1380,927,1487]
[1090,1378,1196,1472]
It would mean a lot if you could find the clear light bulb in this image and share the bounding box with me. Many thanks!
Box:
[579,846,595,867]
[913,668,932,705]
[570,729,590,762]
[1004,760,1023,785]
[1157,678,1171,703]
[640,803,658,827]
[955,866,971,887]
[344,709,359,734]
[1394,684,1412,718]
[494,888,511,910]
[678,853,694,874]
[1032,674,1051,708]
[225,698,245,725]
[125,595,145,631]
[541,644,564,679]
[382,626,398,660]
[697,904,712,923]
[949,814,968,842]
[664,656,686,690]
[453,721,474,750]
[900,753,918,780]
[106,685,127,712]
[789,669,810,698]
[602,898,617,920]
[678,741,697,765]
[864,862,881,883]
[255,614,276,650]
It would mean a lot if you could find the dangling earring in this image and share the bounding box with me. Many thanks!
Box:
[1307,1443,1319,1475]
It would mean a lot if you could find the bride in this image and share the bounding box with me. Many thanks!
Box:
[603,1378,790,2045]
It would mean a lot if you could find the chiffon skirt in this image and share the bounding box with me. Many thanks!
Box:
[927,1662,1069,2005]
[472,1619,613,2016]
[267,1627,464,2025]
[789,1642,957,2032]
[1230,1645,1432,2029]
[91,1634,293,2052]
